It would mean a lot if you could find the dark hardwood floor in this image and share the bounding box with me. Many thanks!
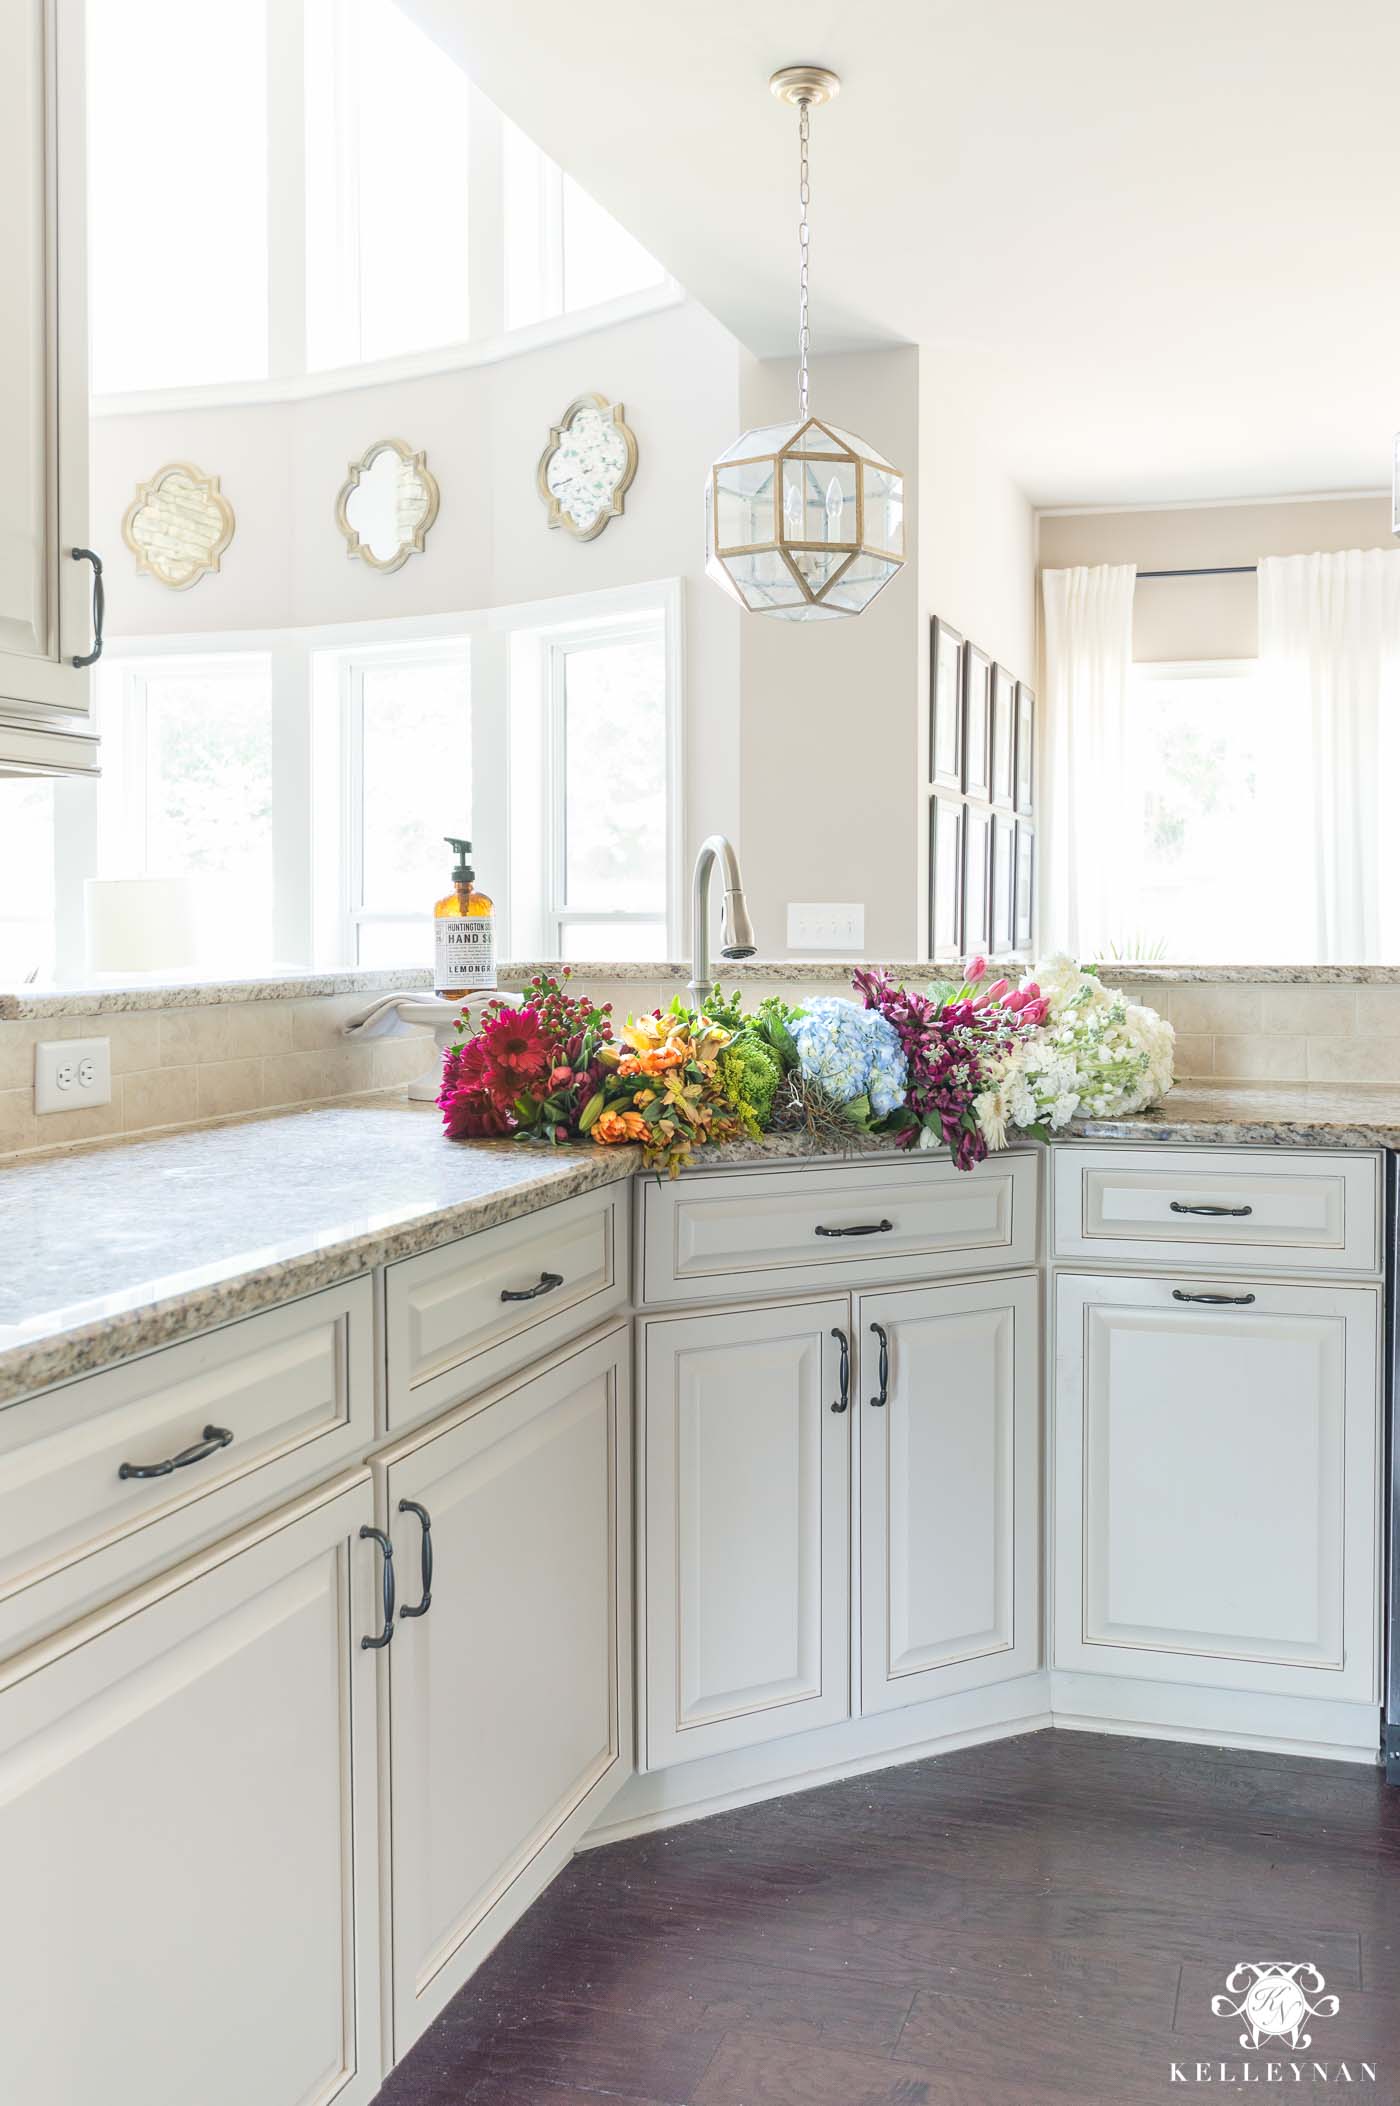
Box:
[375,1729,1400,2104]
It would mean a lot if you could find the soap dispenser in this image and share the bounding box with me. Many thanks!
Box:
[434,837,496,995]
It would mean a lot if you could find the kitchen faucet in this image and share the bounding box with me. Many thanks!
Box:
[686,833,757,1007]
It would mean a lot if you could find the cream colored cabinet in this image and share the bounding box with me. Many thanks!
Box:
[377,1323,633,2059]
[0,1472,383,2106]
[640,1296,852,1769]
[1053,1273,1381,1703]
[858,1274,1040,1714]
[0,0,98,766]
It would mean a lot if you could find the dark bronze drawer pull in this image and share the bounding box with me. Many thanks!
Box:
[360,1526,395,1649]
[814,1219,893,1238]
[830,1328,849,1413]
[869,1321,889,1407]
[118,1424,233,1480]
[70,546,105,668]
[500,1270,564,1302]
[1171,1289,1257,1307]
[398,1500,433,1619]
[1169,1201,1253,1218]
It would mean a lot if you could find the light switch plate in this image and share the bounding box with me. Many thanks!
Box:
[786,902,864,950]
[35,1037,112,1114]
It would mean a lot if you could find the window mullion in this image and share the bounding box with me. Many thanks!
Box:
[266,0,308,378]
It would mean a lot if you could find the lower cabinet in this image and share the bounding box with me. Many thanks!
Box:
[0,1471,383,2106]
[378,1323,633,2058]
[641,1298,852,1769]
[858,1273,1040,1712]
[640,1280,1040,1771]
[1053,1272,1381,1703]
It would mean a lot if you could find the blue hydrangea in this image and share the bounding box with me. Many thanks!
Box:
[791,998,907,1116]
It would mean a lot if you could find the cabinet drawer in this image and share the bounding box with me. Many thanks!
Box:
[385,1187,627,1430]
[0,1279,373,1660]
[1052,1145,1380,1275]
[640,1151,1038,1307]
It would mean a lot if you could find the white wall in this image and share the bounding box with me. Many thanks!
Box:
[92,299,744,868]
[1038,493,1393,660]
[736,348,922,960]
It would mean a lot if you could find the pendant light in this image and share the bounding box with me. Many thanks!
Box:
[705,65,906,621]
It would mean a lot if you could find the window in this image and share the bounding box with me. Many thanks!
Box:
[89,0,674,401]
[503,119,666,332]
[96,656,276,971]
[88,0,270,392]
[1120,663,1298,962]
[305,0,471,369]
[546,621,669,959]
[22,589,679,985]
[321,643,472,964]
[0,780,57,984]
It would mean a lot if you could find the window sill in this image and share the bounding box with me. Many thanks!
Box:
[92,283,684,418]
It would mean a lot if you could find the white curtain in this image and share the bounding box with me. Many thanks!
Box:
[1041,563,1137,954]
[1258,549,1400,962]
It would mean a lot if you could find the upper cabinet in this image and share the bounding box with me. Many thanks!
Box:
[0,0,98,772]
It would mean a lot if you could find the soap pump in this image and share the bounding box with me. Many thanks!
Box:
[433,836,496,995]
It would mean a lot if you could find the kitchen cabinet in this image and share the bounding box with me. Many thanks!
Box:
[641,1297,852,1769]
[858,1274,1040,1714]
[0,0,98,759]
[1053,1272,1381,1704]
[378,1323,633,2057]
[0,1471,383,2106]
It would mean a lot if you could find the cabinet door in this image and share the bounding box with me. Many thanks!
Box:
[858,1274,1040,1714]
[642,1297,851,1769]
[1054,1273,1381,1702]
[0,0,93,724]
[382,1326,632,2058]
[0,1472,383,2106]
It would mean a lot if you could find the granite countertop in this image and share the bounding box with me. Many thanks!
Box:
[4,1081,1398,1405]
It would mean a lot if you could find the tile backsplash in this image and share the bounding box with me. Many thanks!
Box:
[0,992,433,1159]
[1113,980,1400,1083]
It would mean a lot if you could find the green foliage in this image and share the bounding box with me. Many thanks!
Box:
[701,985,747,1032]
[749,995,806,1074]
[716,1034,781,1132]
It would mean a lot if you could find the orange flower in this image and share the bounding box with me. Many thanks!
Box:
[638,1045,687,1073]
[592,1109,650,1146]
[617,1055,642,1076]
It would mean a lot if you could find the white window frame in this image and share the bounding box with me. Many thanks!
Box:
[536,608,681,960]
[90,0,679,416]
[70,582,684,982]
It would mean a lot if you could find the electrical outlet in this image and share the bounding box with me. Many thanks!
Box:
[35,1037,112,1115]
[786,902,865,950]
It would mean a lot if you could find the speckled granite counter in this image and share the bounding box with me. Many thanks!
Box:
[1072,1081,1400,1150]
[4,1082,1397,1405]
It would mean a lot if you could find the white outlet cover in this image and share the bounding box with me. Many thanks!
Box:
[35,1036,112,1115]
[786,902,865,950]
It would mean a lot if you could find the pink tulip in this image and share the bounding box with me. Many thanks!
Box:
[986,978,1010,1001]
[965,955,988,982]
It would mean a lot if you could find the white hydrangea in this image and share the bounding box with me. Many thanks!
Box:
[971,957,1174,1151]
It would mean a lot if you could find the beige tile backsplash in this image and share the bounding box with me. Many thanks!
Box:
[4,972,1398,1160]
[1114,979,1397,1084]
[0,992,434,1160]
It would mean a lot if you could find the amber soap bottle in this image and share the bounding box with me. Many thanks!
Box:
[434,836,496,995]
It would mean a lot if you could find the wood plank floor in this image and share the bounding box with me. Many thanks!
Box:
[375,1729,1400,2104]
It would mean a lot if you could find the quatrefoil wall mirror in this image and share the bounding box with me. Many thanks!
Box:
[121,462,235,590]
[336,438,441,573]
[537,394,638,541]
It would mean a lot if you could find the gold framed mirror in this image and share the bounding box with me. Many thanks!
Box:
[121,462,235,590]
[336,437,440,573]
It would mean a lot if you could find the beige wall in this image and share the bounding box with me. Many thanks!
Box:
[1038,493,1393,660]
[93,300,745,869]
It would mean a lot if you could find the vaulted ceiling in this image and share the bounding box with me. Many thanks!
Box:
[405,0,1400,507]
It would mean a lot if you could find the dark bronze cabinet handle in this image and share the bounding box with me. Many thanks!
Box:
[500,1270,564,1302]
[869,1322,889,1408]
[360,1526,395,1649]
[1169,1200,1253,1218]
[1171,1289,1256,1306]
[119,1424,233,1480]
[830,1327,849,1412]
[814,1219,893,1238]
[70,547,104,668]
[398,1500,433,1618]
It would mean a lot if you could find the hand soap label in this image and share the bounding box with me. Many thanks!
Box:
[435,914,495,991]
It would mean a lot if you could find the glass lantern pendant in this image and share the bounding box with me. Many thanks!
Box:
[706,67,906,621]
